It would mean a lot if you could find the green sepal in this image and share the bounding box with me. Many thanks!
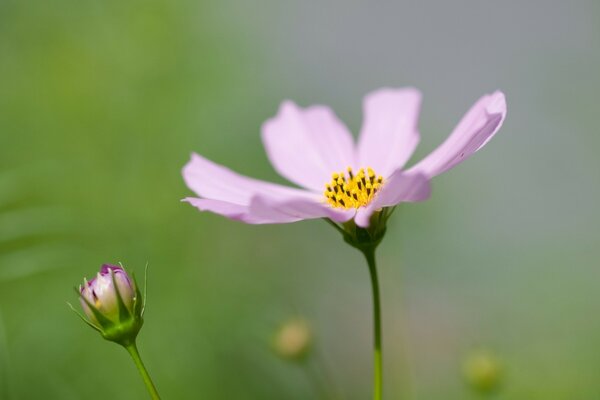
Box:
[67,302,102,333]
[100,315,143,346]
[325,208,391,253]
[110,268,131,323]
[142,263,148,317]
[342,214,387,252]
[132,273,144,318]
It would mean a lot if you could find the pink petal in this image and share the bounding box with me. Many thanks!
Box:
[357,88,422,178]
[250,194,355,224]
[182,153,319,223]
[184,194,354,225]
[408,91,506,178]
[261,101,356,191]
[182,153,313,204]
[354,171,431,228]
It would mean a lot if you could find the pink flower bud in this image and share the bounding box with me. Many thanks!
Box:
[80,264,136,324]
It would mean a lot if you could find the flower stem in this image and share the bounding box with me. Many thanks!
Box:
[363,247,382,400]
[125,342,161,400]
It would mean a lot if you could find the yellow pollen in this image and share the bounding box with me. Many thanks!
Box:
[324,166,384,209]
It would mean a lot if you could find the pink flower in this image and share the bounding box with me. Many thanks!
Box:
[182,88,506,228]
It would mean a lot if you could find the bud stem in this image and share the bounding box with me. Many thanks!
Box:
[363,247,383,400]
[125,342,161,400]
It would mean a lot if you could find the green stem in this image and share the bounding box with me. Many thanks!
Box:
[125,342,161,400]
[363,247,382,400]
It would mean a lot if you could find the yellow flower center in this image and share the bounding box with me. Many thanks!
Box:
[324,167,384,209]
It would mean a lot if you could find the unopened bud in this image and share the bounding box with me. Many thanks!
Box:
[463,349,502,394]
[272,318,312,361]
[71,264,145,346]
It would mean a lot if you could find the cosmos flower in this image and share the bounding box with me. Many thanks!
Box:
[182,88,506,228]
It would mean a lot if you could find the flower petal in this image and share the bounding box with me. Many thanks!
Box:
[354,171,431,228]
[261,101,356,191]
[408,91,506,178]
[184,195,354,225]
[182,153,313,205]
[357,88,422,178]
[249,194,355,224]
[182,153,319,223]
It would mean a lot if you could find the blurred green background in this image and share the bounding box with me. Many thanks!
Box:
[1,0,599,399]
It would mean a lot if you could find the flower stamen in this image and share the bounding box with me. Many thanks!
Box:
[324,167,384,209]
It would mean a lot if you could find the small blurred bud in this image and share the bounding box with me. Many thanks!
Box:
[71,264,145,346]
[273,318,312,362]
[463,349,502,394]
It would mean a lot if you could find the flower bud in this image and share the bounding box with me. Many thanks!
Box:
[80,265,135,323]
[463,349,502,394]
[272,318,312,362]
[73,264,144,346]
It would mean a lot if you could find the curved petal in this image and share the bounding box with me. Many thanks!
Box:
[261,101,356,191]
[182,153,320,224]
[357,88,422,178]
[250,194,355,224]
[182,153,314,205]
[408,91,506,178]
[354,171,431,228]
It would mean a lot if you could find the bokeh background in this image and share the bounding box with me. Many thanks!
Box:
[1,0,599,399]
